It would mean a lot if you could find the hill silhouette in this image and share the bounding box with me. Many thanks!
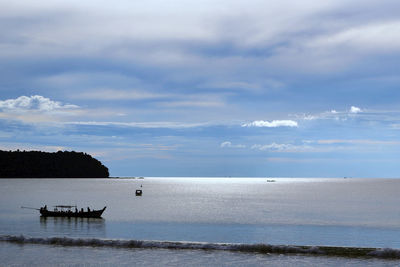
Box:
[0,150,109,178]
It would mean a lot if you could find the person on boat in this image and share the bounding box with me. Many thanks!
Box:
[75,207,78,213]
[44,205,47,211]
[81,208,84,213]
[87,207,90,212]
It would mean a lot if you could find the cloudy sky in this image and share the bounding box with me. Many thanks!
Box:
[1,0,400,177]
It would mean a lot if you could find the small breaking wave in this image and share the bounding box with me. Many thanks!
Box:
[1,235,399,258]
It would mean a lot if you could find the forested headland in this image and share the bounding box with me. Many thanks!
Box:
[0,150,109,178]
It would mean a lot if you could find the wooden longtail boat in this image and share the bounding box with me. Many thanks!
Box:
[38,205,106,218]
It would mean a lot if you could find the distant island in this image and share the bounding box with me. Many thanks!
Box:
[0,150,109,178]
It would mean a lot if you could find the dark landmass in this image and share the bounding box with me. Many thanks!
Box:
[0,150,109,178]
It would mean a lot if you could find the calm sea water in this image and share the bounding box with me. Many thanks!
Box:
[1,177,400,266]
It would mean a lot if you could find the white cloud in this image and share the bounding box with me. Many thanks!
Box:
[0,95,78,112]
[242,120,298,128]
[220,141,246,148]
[350,106,362,113]
[251,143,313,152]
[293,106,379,122]
[251,142,322,153]
[252,143,292,151]
[303,115,317,120]
[220,141,232,147]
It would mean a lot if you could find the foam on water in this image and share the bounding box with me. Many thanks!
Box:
[1,235,399,259]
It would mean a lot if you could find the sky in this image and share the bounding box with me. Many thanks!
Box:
[1,0,400,177]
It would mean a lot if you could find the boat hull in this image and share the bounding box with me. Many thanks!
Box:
[40,207,106,218]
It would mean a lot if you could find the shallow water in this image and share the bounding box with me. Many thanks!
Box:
[1,177,400,265]
[1,242,398,267]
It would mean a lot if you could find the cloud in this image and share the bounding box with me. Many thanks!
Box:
[160,100,225,108]
[302,115,317,120]
[200,81,262,91]
[294,106,387,122]
[76,88,227,108]
[242,120,298,127]
[317,139,400,145]
[350,106,362,113]
[66,121,211,129]
[0,95,82,124]
[251,142,337,153]
[0,95,78,113]
[77,89,170,100]
[308,20,400,54]
[391,124,400,129]
[266,157,320,163]
[251,143,308,152]
[220,141,246,148]
[3,0,397,76]
[220,141,231,147]
[199,79,284,92]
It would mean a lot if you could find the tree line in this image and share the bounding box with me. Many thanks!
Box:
[0,150,109,178]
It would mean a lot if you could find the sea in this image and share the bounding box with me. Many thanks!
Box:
[1,177,400,266]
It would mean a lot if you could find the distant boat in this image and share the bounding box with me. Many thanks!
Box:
[135,189,143,196]
[37,205,106,218]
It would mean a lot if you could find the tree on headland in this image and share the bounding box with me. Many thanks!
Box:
[0,150,109,178]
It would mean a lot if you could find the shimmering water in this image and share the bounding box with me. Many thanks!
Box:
[1,177,400,266]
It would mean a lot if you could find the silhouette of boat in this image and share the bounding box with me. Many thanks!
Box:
[38,205,106,218]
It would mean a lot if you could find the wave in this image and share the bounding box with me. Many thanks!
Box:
[1,235,400,258]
